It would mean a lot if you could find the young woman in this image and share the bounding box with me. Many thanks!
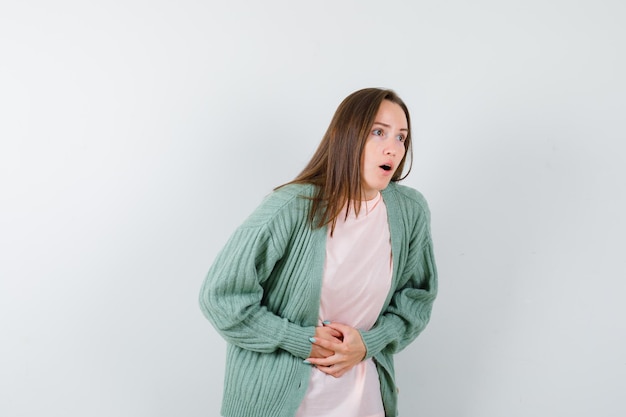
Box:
[199,88,437,417]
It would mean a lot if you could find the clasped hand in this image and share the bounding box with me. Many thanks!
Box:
[306,322,366,378]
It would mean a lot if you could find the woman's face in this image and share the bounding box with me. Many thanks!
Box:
[361,100,408,199]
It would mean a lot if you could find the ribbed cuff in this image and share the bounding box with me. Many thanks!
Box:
[359,321,393,360]
[279,321,317,359]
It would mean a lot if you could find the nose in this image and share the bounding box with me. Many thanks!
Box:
[384,142,397,157]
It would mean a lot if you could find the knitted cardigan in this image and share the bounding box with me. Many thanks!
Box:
[199,182,437,417]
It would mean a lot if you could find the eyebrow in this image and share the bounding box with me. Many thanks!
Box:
[373,122,409,132]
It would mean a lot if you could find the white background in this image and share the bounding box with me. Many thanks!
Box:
[1,1,625,416]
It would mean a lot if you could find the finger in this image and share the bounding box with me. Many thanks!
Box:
[315,331,342,344]
[305,355,340,368]
[323,321,352,334]
[316,326,343,341]
[321,323,343,338]
[309,344,334,359]
[313,363,346,378]
[328,329,343,339]
[309,336,340,351]
[324,323,363,349]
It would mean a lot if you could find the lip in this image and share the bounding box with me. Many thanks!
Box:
[379,161,394,174]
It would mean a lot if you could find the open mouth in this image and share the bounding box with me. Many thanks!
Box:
[380,164,392,171]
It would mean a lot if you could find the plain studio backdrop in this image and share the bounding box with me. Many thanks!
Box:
[1,1,625,416]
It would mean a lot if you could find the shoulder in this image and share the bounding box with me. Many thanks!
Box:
[240,183,315,229]
[271,182,317,200]
[382,182,431,218]
[383,182,433,246]
[261,183,316,212]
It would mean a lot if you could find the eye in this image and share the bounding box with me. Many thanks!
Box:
[372,128,384,136]
[396,134,406,142]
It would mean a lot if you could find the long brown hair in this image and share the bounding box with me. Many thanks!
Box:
[280,88,413,234]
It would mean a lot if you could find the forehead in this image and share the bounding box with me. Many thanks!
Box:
[374,100,408,127]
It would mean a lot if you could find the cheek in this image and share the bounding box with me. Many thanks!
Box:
[362,143,377,163]
[398,143,407,158]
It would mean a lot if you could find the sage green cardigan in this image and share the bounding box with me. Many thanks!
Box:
[199,182,437,417]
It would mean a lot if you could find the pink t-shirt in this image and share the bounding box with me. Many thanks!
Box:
[296,192,393,417]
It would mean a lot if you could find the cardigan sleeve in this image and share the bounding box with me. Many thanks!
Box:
[198,193,316,360]
[359,195,438,359]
